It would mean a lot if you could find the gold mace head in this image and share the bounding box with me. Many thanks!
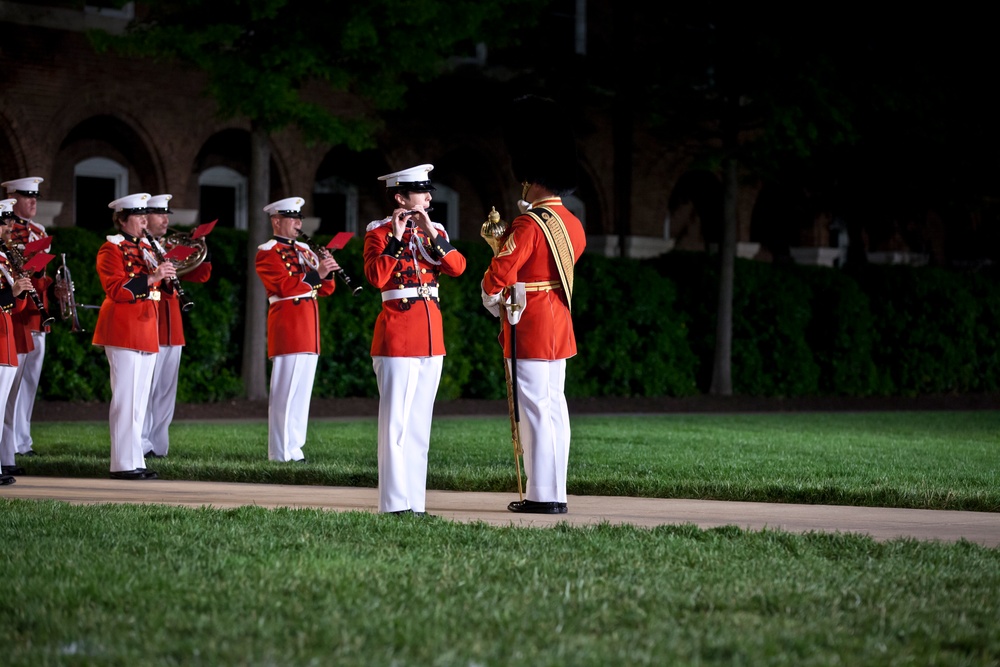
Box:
[480,206,507,256]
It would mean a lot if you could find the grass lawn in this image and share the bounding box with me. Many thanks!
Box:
[2,410,998,665]
[23,411,1000,511]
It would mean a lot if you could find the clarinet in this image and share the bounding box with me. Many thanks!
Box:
[143,231,195,312]
[298,233,363,296]
[3,239,55,327]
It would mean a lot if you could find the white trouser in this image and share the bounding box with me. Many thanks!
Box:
[142,344,182,457]
[0,364,17,467]
[105,346,157,473]
[373,355,443,513]
[268,353,318,462]
[3,331,45,454]
[512,358,570,503]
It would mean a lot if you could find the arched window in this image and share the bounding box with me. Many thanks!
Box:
[74,157,127,231]
[314,176,359,234]
[563,193,586,228]
[199,166,247,230]
[431,183,460,240]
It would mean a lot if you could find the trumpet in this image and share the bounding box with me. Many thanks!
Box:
[54,253,85,333]
[299,233,363,296]
[143,230,194,312]
[3,239,55,327]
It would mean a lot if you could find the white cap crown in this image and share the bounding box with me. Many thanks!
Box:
[0,198,17,216]
[377,164,435,190]
[263,197,305,219]
[147,194,173,213]
[109,193,151,213]
[1,176,44,196]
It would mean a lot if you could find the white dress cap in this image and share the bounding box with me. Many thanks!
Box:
[377,164,435,191]
[1,177,44,196]
[108,193,152,213]
[263,197,305,219]
[0,198,17,217]
[147,194,173,213]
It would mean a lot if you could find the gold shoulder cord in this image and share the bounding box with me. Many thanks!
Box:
[525,207,575,310]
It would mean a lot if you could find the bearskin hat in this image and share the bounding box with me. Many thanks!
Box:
[502,95,579,195]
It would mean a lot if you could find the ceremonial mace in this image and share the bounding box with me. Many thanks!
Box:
[481,206,524,502]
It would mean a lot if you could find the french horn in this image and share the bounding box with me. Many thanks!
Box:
[162,228,208,276]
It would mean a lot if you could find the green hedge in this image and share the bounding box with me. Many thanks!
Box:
[38,229,1000,401]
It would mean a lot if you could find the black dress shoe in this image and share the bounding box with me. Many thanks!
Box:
[110,469,158,480]
[15,450,38,457]
[144,451,165,459]
[1,465,26,476]
[0,473,15,485]
[508,499,568,514]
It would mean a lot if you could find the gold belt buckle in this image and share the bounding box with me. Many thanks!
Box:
[149,290,161,302]
[416,284,430,298]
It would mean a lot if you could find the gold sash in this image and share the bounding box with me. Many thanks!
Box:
[525,206,575,310]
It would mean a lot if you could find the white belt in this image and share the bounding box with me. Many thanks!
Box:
[269,291,314,304]
[381,285,439,302]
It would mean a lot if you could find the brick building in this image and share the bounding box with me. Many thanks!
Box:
[1,1,993,268]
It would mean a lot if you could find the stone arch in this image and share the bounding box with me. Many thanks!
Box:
[0,110,29,182]
[667,170,723,251]
[314,146,391,236]
[54,113,162,227]
[192,129,284,230]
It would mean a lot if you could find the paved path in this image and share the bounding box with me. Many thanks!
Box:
[5,477,999,548]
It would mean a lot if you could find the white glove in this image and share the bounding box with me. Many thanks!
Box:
[517,199,532,214]
[481,282,503,318]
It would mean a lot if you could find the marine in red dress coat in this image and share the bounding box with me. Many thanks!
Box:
[92,231,164,353]
[93,192,177,480]
[364,163,467,514]
[363,214,466,357]
[154,249,211,347]
[481,94,585,515]
[256,196,340,463]
[6,216,53,336]
[0,238,33,484]
[0,249,30,366]
[481,196,586,362]
[256,236,336,358]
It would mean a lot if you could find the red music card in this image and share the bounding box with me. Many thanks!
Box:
[164,244,197,261]
[328,232,355,250]
[23,237,53,254]
[191,219,217,240]
[21,251,55,274]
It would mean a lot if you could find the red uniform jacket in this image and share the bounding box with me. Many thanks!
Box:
[255,237,336,358]
[364,218,466,357]
[8,218,53,337]
[482,198,586,361]
[92,233,163,354]
[0,252,29,366]
[150,235,213,347]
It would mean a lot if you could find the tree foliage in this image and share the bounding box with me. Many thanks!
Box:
[91,0,543,146]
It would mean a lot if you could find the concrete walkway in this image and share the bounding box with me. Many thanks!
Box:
[5,477,999,548]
